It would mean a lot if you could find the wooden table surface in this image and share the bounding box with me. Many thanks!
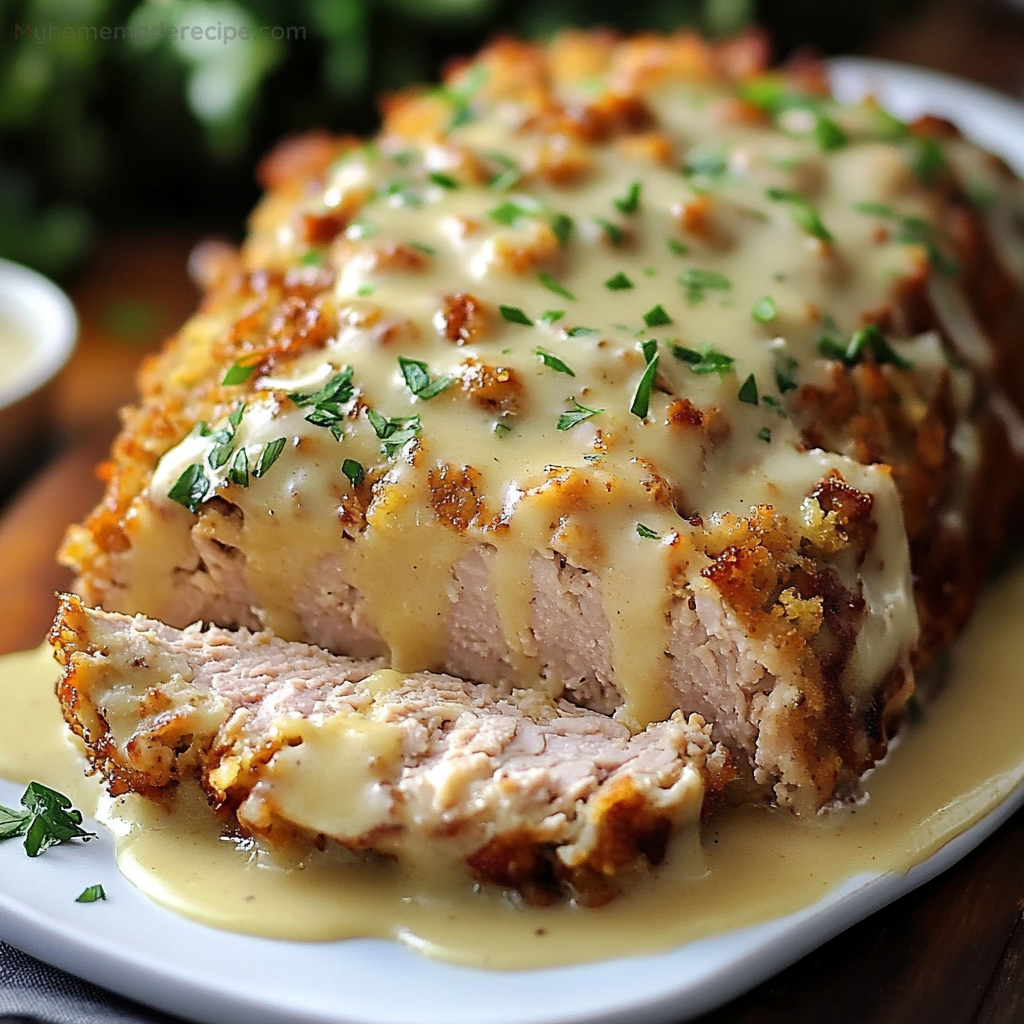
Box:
[6,3,1024,1019]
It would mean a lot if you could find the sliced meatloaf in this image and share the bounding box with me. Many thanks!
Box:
[51,594,732,904]
[57,30,1024,815]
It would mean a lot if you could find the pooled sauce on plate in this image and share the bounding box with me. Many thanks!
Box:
[2,561,1023,969]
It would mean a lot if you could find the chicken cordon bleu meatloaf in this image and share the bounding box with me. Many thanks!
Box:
[53,30,1024,896]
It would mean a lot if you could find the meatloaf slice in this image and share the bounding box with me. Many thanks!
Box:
[51,593,732,904]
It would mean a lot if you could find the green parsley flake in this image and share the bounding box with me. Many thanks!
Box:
[300,250,325,266]
[409,242,435,256]
[852,201,957,275]
[738,373,759,405]
[774,353,799,393]
[911,137,946,185]
[355,283,375,297]
[605,272,634,291]
[751,295,777,324]
[168,464,210,513]
[342,458,365,487]
[670,343,735,377]
[593,217,624,246]
[641,338,658,363]
[0,782,94,858]
[490,201,532,227]
[643,304,673,328]
[228,448,249,488]
[813,116,847,152]
[636,523,660,540]
[539,271,576,301]
[428,171,459,189]
[76,884,107,904]
[761,394,788,418]
[540,310,565,324]
[630,352,659,419]
[613,181,642,215]
[680,268,732,304]
[550,213,574,245]
[817,322,913,370]
[254,438,286,478]
[493,422,512,437]
[398,355,454,399]
[566,326,599,338]
[487,153,522,192]
[500,305,533,326]
[222,360,259,386]
[288,367,355,441]
[667,239,690,256]
[758,427,772,443]
[766,188,833,242]
[533,347,576,376]
[557,398,603,431]
[366,409,422,458]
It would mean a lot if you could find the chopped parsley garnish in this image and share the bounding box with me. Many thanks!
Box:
[557,398,603,431]
[300,249,325,266]
[366,409,422,457]
[0,782,93,857]
[398,355,454,399]
[636,523,660,539]
[565,325,599,338]
[500,305,533,326]
[168,464,211,513]
[490,201,533,227]
[228,448,249,488]
[605,272,634,291]
[487,153,522,192]
[766,188,833,242]
[630,350,660,419]
[643,304,673,328]
[738,373,759,405]
[910,136,946,185]
[355,283,375,296]
[550,213,574,245]
[428,171,459,189]
[774,353,799,393]
[379,181,422,208]
[288,366,356,441]
[852,201,957,275]
[540,310,565,324]
[813,116,848,152]
[613,181,642,215]
[222,359,259,386]
[751,295,777,324]
[76,884,106,903]
[680,268,732,304]
[670,343,735,377]
[533,347,576,376]
[758,427,772,443]
[409,241,436,256]
[817,322,914,370]
[642,267,657,277]
[493,422,512,437]
[761,394,788,418]
[641,338,658,363]
[667,239,690,256]
[539,271,576,301]
[254,438,286,478]
[342,458,365,487]
[593,217,624,246]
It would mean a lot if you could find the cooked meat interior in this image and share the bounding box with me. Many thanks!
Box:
[52,594,732,904]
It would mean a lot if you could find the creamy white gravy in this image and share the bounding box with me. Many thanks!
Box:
[0,311,37,399]
[2,559,1023,969]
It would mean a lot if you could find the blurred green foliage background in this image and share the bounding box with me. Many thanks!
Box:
[0,0,921,278]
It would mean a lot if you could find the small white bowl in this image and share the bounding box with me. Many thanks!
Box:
[0,258,78,489]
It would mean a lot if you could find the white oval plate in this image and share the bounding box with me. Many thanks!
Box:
[3,58,1024,1024]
